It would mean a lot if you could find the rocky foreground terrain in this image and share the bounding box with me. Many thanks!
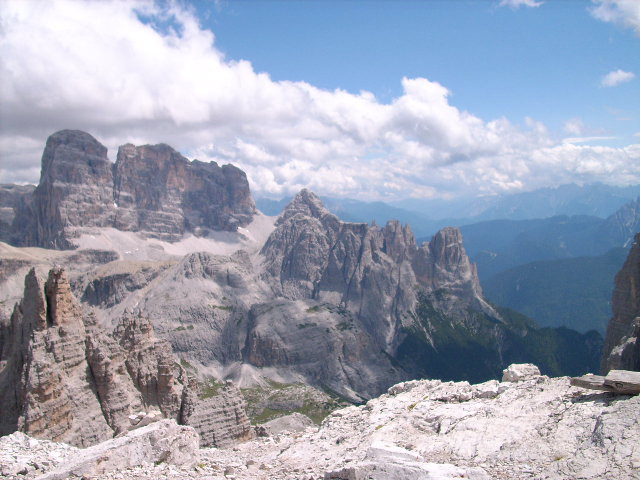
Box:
[1,365,638,480]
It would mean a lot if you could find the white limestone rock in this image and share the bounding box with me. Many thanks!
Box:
[37,419,198,480]
[2,372,638,480]
[260,412,316,435]
[501,363,541,382]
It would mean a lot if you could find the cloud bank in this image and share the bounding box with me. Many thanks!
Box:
[0,0,638,201]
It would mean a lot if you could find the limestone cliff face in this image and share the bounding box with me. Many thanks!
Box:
[11,130,256,248]
[0,267,251,448]
[113,143,255,240]
[17,131,115,249]
[261,189,492,350]
[601,233,640,373]
[242,300,406,401]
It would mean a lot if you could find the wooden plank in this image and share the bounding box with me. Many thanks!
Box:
[570,374,613,392]
[604,370,640,395]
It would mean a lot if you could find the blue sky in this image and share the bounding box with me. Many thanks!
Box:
[207,0,638,145]
[0,0,639,201]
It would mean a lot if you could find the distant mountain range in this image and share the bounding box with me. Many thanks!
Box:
[259,188,640,336]
[483,248,628,334]
[389,182,640,224]
[459,197,640,280]
[458,199,640,334]
[257,182,640,238]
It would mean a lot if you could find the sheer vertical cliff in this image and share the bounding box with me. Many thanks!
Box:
[10,130,256,249]
[113,143,256,240]
[601,233,640,373]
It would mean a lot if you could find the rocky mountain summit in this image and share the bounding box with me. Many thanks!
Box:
[8,130,256,248]
[1,366,638,480]
[1,185,602,408]
[261,189,494,349]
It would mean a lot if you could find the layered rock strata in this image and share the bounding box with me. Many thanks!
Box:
[602,232,640,372]
[113,143,255,238]
[11,130,256,248]
[187,382,254,447]
[0,267,251,448]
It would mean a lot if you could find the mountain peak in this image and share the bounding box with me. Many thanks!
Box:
[278,188,335,224]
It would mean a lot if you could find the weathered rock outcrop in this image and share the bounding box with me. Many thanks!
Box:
[38,420,199,480]
[0,268,191,446]
[0,268,116,445]
[78,261,173,308]
[243,300,404,400]
[113,143,255,239]
[10,130,256,248]
[187,382,254,447]
[15,130,116,249]
[602,232,640,373]
[0,266,254,448]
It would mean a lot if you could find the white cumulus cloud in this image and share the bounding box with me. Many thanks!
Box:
[601,69,636,87]
[564,118,584,136]
[590,0,640,35]
[499,0,544,8]
[0,0,638,201]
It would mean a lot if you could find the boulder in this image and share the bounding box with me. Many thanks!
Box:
[260,412,315,435]
[37,420,199,480]
[501,363,541,382]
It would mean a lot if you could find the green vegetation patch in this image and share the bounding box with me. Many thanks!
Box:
[179,358,195,372]
[212,305,234,311]
[394,292,603,383]
[241,381,348,425]
[173,324,194,332]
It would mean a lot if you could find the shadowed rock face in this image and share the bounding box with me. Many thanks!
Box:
[602,233,640,373]
[113,143,256,240]
[11,130,256,248]
[0,184,35,243]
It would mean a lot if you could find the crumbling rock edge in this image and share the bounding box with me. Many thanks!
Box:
[1,365,638,480]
